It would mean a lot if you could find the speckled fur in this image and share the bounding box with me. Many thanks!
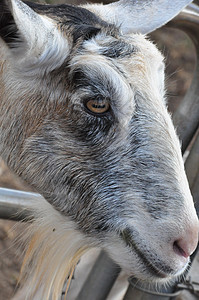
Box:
[0,0,198,299]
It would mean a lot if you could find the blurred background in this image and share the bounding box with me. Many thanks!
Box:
[0,0,197,299]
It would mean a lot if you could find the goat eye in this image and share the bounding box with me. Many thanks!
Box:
[85,99,110,114]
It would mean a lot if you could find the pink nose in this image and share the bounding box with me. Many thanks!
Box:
[173,221,199,258]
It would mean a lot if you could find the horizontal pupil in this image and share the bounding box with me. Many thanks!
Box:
[92,103,106,109]
[86,99,109,114]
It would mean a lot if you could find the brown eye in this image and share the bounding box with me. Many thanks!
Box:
[85,99,110,114]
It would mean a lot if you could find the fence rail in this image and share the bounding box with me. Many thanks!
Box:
[0,187,43,221]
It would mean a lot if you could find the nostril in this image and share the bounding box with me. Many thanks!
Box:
[173,220,199,259]
[173,240,189,258]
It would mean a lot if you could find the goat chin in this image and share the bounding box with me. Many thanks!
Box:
[14,199,91,300]
[13,197,181,300]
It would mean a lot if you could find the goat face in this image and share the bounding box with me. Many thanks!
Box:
[0,0,198,291]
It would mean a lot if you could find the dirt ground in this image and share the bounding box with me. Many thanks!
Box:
[0,11,197,300]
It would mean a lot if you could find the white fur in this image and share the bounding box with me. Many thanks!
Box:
[14,198,93,300]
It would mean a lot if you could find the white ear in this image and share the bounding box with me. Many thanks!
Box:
[0,0,69,71]
[87,0,192,34]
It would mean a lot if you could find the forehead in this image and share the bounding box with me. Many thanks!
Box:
[28,2,163,64]
[28,2,164,76]
[70,32,164,95]
[82,32,163,65]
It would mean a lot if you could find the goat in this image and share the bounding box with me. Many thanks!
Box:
[0,0,198,299]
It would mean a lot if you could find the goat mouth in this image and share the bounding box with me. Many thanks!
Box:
[120,228,177,279]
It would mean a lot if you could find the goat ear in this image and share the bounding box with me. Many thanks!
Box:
[0,0,69,70]
[89,0,192,34]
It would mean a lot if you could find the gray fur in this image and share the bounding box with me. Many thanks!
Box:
[0,0,198,294]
